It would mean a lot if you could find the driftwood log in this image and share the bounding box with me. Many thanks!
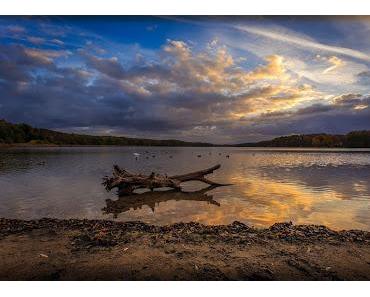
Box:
[103,164,229,195]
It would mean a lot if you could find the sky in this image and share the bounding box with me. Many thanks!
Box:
[0,16,370,144]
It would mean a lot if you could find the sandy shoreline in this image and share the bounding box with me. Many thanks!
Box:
[0,218,369,280]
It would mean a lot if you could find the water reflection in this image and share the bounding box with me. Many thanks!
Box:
[256,164,370,200]
[0,146,369,230]
[213,163,370,230]
[0,152,47,173]
[102,185,221,218]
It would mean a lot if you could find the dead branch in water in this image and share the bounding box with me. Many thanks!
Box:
[102,164,230,195]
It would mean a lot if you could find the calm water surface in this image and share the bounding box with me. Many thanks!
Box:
[0,146,369,230]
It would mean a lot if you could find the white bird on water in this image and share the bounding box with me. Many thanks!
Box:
[133,153,141,157]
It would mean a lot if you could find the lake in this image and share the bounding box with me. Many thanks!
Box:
[0,146,369,231]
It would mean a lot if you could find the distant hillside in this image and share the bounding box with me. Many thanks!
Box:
[2,119,370,148]
[0,119,213,147]
[238,131,370,148]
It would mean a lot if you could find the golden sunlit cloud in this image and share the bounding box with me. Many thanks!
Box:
[132,39,324,122]
[2,16,370,144]
[354,104,368,110]
[322,56,345,74]
[24,48,68,64]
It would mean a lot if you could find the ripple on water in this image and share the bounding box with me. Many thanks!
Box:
[0,146,369,230]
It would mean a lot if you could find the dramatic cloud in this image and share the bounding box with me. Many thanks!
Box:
[0,16,370,143]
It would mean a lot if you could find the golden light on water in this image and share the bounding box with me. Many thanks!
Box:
[104,151,370,231]
[1,147,369,231]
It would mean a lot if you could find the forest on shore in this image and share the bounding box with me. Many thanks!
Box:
[0,119,212,147]
[239,131,370,148]
[1,119,370,147]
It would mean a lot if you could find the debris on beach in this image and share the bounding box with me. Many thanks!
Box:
[1,218,369,281]
[102,164,230,195]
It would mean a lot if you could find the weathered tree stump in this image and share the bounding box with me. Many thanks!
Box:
[102,164,229,195]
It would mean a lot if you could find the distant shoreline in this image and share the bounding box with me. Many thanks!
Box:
[0,218,369,280]
[2,143,370,151]
[0,143,217,148]
[2,119,370,148]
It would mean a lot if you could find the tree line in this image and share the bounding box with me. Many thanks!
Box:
[239,131,370,148]
[1,119,370,147]
[0,119,212,147]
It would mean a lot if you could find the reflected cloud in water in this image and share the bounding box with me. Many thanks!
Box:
[0,147,369,230]
[207,160,370,229]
